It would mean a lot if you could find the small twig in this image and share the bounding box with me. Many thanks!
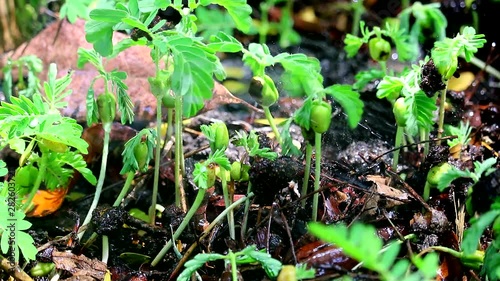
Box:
[370,135,458,163]
[382,209,414,257]
[278,204,297,264]
[266,203,274,254]
[0,256,33,281]
[385,169,432,213]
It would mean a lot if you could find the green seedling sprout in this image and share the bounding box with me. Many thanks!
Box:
[150,50,179,220]
[248,74,281,143]
[151,149,231,267]
[114,128,156,207]
[232,130,277,237]
[77,49,132,242]
[1,55,43,101]
[0,64,96,215]
[257,0,300,48]
[398,2,447,56]
[201,122,235,239]
[293,84,363,221]
[177,245,312,281]
[436,157,497,212]
[444,120,472,158]
[423,162,453,201]
[310,98,331,221]
[430,26,486,144]
[344,21,414,74]
[0,64,96,265]
[84,0,253,220]
[377,64,437,164]
[391,97,408,170]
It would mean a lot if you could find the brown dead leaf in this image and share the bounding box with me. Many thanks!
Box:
[52,250,107,280]
[367,175,411,205]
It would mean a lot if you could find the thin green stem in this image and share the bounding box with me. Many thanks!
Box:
[351,0,364,37]
[113,171,135,207]
[102,235,109,264]
[149,46,164,224]
[221,167,235,240]
[174,94,184,211]
[166,108,174,158]
[78,122,112,240]
[151,188,206,267]
[392,125,404,171]
[423,181,431,202]
[301,142,313,208]
[22,146,49,212]
[464,55,500,80]
[149,92,163,224]
[241,182,252,238]
[379,60,387,75]
[263,106,281,144]
[229,251,238,281]
[182,193,254,272]
[401,0,410,10]
[312,132,322,222]
[259,2,270,44]
[420,127,429,159]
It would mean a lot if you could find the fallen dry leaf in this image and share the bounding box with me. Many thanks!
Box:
[52,249,107,280]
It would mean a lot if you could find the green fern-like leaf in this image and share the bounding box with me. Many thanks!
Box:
[376,76,405,99]
[344,34,365,57]
[278,53,323,96]
[178,252,226,281]
[405,91,436,135]
[353,69,385,91]
[208,31,243,53]
[0,95,88,154]
[462,210,500,255]
[0,206,37,263]
[309,222,438,280]
[308,222,385,272]
[437,166,471,192]
[200,0,253,34]
[432,27,486,79]
[324,85,364,129]
[242,43,276,75]
[120,129,156,174]
[42,151,96,189]
[162,35,218,117]
[280,118,301,157]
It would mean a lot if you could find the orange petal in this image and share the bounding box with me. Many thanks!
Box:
[26,188,68,217]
